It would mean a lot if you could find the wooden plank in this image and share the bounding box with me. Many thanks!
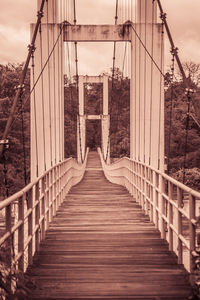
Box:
[27,152,192,299]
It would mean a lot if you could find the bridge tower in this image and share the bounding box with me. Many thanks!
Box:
[130,0,164,171]
[30,0,164,179]
[30,0,64,180]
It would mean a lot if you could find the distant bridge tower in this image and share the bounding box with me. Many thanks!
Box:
[77,75,110,163]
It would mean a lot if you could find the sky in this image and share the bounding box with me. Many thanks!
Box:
[0,0,200,75]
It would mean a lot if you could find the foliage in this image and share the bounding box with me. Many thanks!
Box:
[165,61,200,190]
[172,168,200,191]
[2,60,200,196]
[0,245,35,298]
[0,63,30,200]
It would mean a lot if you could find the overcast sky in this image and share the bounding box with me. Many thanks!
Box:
[0,0,199,75]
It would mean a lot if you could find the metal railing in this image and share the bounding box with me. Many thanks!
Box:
[0,149,88,276]
[98,148,200,274]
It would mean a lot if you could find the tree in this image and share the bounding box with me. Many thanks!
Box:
[165,61,200,190]
[0,63,30,200]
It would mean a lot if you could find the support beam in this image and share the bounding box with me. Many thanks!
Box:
[63,25,131,42]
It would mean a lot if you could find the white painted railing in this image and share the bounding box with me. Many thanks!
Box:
[98,148,200,274]
[0,149,88,275]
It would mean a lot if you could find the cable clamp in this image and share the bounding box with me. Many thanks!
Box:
[28,44,36,53]
[170,47,178,55]
[0,139,9,149]
[37,10,44,18]
[15,84,25,91]
[160,12,166,21]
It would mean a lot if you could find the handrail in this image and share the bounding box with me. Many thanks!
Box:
[0,148,89,277]
[98,148,200,274]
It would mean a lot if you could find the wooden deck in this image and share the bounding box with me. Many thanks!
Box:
[27,152,192,299]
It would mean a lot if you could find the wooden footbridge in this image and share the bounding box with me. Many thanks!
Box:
[1,0,200,299]
[27,152,192,299]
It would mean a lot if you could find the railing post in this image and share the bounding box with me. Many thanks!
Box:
[46,173,50,230]
[135,163,139,204]
[53,167,56,216]
[28,189,33,266]
[41,177,46,240]
[35,182,40,251]
[18,195,24,272]
[6,203,12,292]
[49,170,53,222]
[189,194,196,273]
[149,169,153,222]
[159,174,166,239]
[144,166,149,216]
[153,171,158,228]
[168,182,173,252]
[177,187,183,264]
[58,164,62,207]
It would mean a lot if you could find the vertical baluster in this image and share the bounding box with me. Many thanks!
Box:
[177,187,183,264]
[53,167,56,216]
[141,165,148,211]
[49,169,53,221]
[6,202,12,291]
[135,163,137,203]
[41,177,46,240]
[159,174,166,239]
[59,164,61,207]
[150,169,153,222]
[56,166,59,211]
[144,166,148,215]
[60,163,63,203]
[46,173,50,229]
[168,182,173,251]
[189,193,196,273]
[152,171,157,226]
[155,173,159,229]
[133,161,135,196]
[35,182,40,251]
[18,195,24,271]
[131,161,134,196]
[28,189,33,265]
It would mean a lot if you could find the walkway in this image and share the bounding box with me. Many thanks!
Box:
[27,152,192,299]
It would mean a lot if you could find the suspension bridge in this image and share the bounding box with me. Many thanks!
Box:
[0,0,200,298]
